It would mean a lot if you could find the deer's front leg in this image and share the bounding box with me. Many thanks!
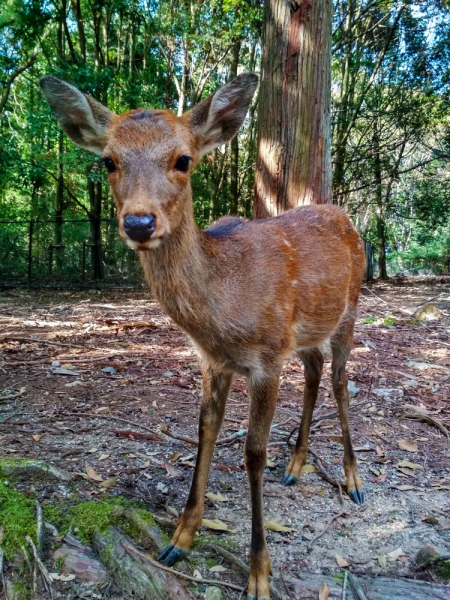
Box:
[157,368,232,566]
[245,372,280,600]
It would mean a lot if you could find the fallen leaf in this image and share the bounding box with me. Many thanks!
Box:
[393,484,415,491]
[85,465,103,482]
[422,515,439,525]
[166,505,179,518]
[165,462,182,476]
[32,434,42,442]
[87,447,98,454]
[301,464,316,473]
[397,439,418,452]
[100,477,117,489]
[328,436,344,444]
[202,518,229,531]
[193,569,202,579]
[140,460,151,469]
[265,521,294,532]
[376,445,385,456]
[205,492,229,503]
[378,555,388,568]
[386,548,405,561]
[335,554,350,567]
[49,573,76,582]
[99,454,110,461]
[319,582,330,600]
[209,565,227,573]
[397,460,423,470]
[169,452,182,462]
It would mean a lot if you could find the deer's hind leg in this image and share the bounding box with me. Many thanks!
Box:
[331,312,364,504]
[158,367,233,566]
[282,347,324,486]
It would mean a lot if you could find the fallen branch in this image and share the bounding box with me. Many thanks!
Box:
[402,405,449,438]
[308,448,344,504]
[122,539,245,593]
[307,511,347,552]
[1,336,86,349]
[26,535,54,599]
[113,429,164,443]
[159,423,198,445]
[56,412,163,439]
[342,569,348,600]
[347,571,369,600]
[36,501,44,555]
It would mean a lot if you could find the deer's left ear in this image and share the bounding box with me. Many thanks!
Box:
[182,73,258,158]
[40,75,115,155]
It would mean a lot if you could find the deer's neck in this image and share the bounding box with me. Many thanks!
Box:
[139,210,213,332]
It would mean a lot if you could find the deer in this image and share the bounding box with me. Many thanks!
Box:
[40,72,365,600]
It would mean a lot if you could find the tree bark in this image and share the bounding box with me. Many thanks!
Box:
[229,38,241,215]
[54,131,64,272]
[254,0,332,218]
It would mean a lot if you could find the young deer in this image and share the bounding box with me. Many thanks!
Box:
[40,73,365,600]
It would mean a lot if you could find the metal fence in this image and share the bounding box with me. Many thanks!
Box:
[0,218,143,289]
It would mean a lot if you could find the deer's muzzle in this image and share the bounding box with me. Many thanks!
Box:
[123,214,156,243]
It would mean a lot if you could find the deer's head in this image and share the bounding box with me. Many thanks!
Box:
[40,74,257,250]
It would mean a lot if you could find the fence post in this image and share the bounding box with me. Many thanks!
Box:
[27,220,34,290]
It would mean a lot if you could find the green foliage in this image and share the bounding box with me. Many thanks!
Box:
[362,316,375,324]
[0,478,36,560]
[1,0,450,282]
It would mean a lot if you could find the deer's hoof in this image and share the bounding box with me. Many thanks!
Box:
[281,473,298,486]
[348,488,365,504]
[157,544,187,566]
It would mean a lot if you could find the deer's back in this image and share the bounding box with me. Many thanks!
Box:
[187,204,364,374]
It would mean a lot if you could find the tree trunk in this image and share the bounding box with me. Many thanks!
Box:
[71,0,86,62]
[377,212,389,280]
[87,172,104,281]
[254,0,332,218]
[54,131,64,272]
[373,119,389,280]
[229,38,241,215]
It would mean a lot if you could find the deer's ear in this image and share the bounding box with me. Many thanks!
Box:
[40,76,115,155]
[183,73,258,158]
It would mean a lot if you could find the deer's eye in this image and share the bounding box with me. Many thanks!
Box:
[174,155,192,172]
[101,157,116,173]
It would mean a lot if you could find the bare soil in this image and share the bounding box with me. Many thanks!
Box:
[0,277,449,599]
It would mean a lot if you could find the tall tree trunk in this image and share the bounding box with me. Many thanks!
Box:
[55,131,64,271]
[71,0,86,62]
[88,172,104,281]
[254,0,332,218]
[229,38,241,215]
[373,121,388,280]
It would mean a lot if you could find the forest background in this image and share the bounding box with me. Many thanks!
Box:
[1,0,450,285]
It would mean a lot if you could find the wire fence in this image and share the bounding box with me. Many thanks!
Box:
[0,218,143,289]
[7,218,441,289]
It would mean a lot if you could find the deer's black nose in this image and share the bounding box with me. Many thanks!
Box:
[123,214,156,242]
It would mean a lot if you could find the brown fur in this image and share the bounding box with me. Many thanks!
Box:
[40,73,365,600]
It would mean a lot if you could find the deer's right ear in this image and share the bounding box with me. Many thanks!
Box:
[40,76,115,155]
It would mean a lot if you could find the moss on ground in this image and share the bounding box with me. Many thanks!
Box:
[438,560,450,580]
[0,469,163,560]
[0,479,37,560]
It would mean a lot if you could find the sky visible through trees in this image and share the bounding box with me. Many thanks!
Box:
[1,0,450,281]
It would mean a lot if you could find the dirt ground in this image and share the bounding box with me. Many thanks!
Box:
[0,277,449,599]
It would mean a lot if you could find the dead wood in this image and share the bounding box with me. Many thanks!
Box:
[293,572,450,599]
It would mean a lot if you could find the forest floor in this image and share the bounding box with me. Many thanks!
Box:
[0,277,449,600]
